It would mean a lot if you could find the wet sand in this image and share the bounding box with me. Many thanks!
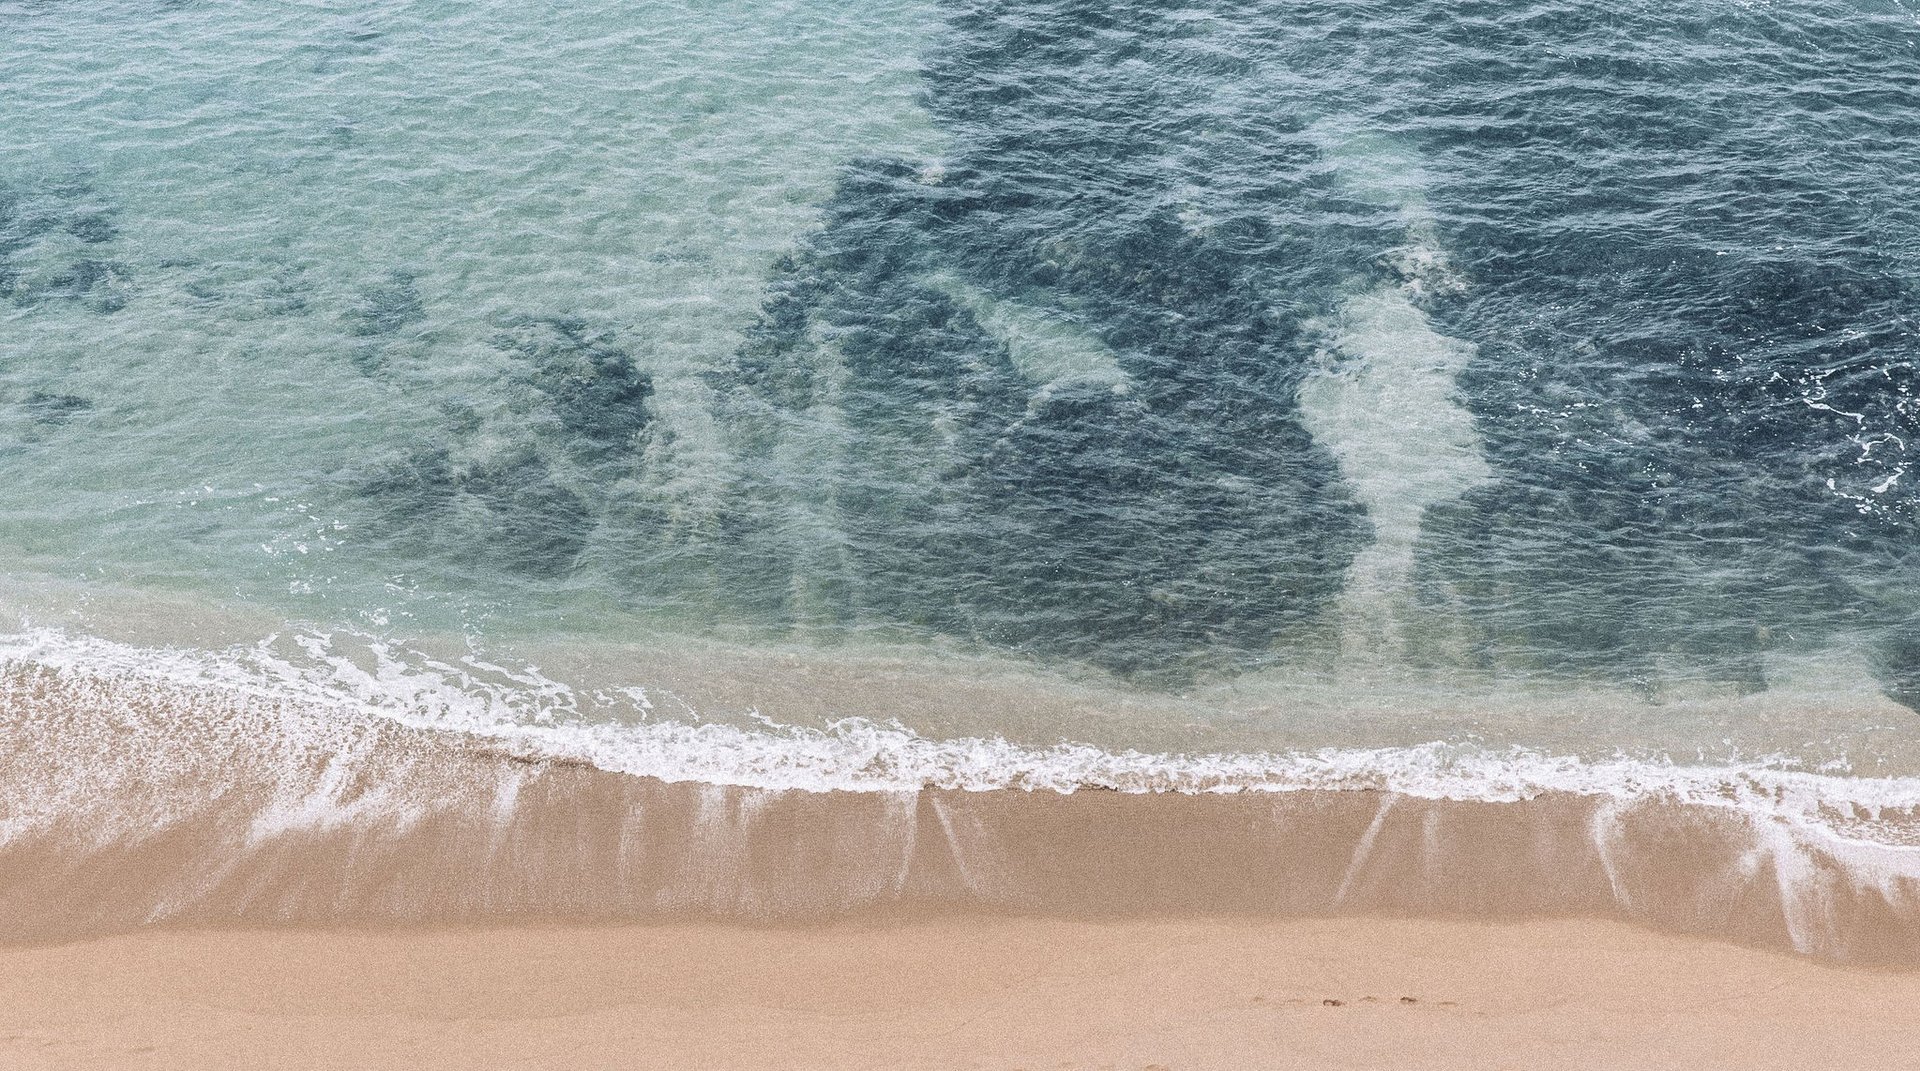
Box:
[4,915,1920,1070]
[9,660,1920,962]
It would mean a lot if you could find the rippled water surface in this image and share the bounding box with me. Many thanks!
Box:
[4,0,1919,770]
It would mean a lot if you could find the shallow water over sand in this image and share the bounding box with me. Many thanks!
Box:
[4,0,1920,953]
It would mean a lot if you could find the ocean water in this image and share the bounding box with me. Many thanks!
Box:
[6,0,1920,952]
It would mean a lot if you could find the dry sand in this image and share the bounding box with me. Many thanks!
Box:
[5,915,1920,1070]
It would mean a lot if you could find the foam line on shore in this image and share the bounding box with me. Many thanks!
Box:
[4,624,1920,819]
[8,625,1920,960]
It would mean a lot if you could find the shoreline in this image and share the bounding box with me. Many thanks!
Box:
[7,656,1920,962]
[7,915,1920,1070]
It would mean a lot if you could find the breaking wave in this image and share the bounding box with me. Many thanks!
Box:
[7,625,1920,962]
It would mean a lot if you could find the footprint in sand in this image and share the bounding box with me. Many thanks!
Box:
[1317,995,1451,1007]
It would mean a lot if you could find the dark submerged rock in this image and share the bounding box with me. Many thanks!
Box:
[20,391,93,427]
[355,444,595,579]
[345,270,425,336]
[492,317,654,459]
[702,13,1380,681]
[64,213,116,244]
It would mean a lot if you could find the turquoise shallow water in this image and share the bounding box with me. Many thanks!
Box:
[0,0,941,632]
[3,0,1920,774]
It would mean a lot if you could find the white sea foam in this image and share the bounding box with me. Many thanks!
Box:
[6,624,1920,845]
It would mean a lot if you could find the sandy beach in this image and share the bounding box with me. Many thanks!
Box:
[4,915,1919,1070]
[7,0,1920,1067]
[10,667,1920,1069]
